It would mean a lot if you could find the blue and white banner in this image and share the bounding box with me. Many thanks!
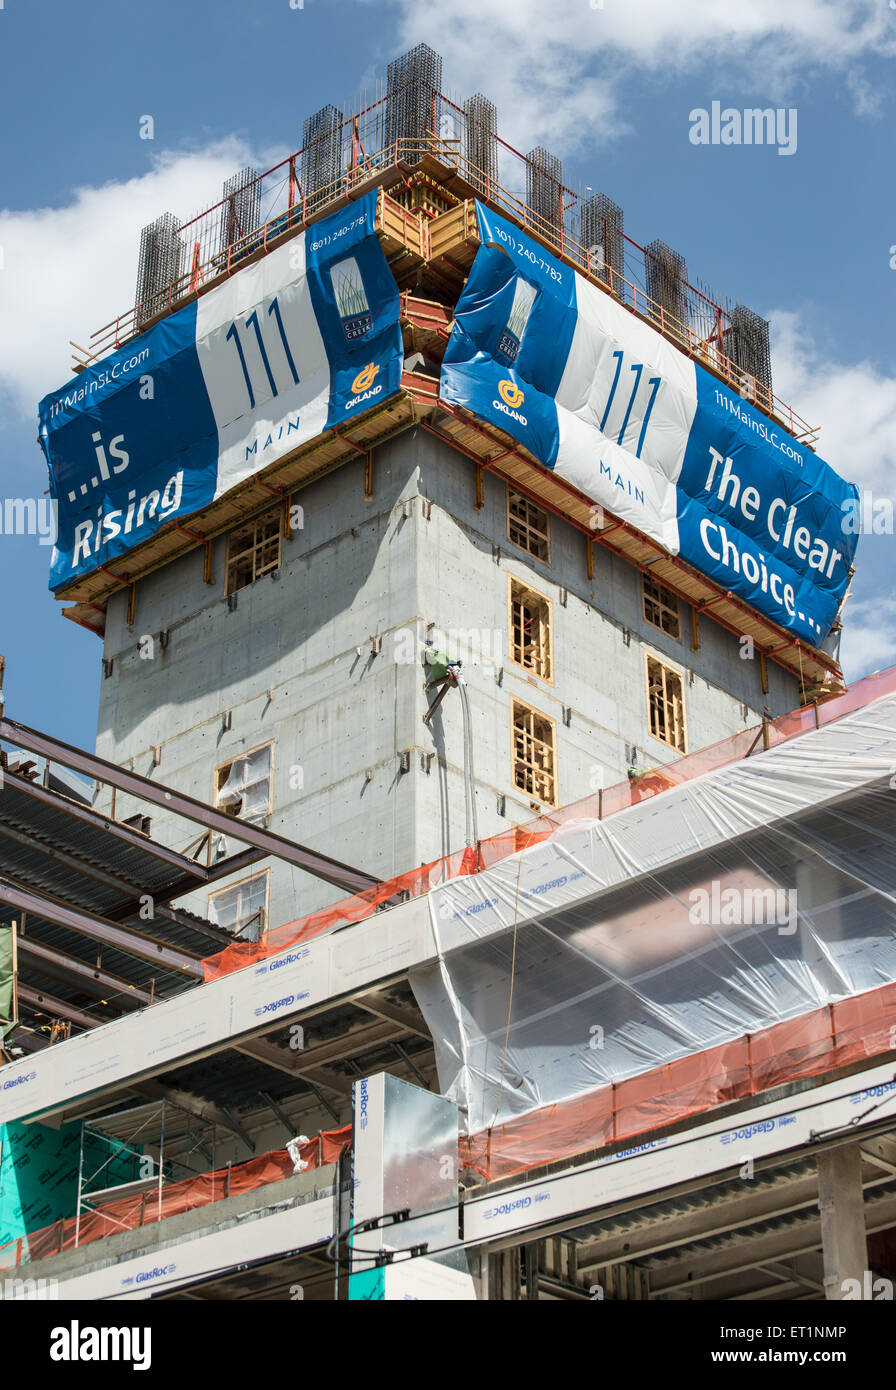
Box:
[441,203,859,646]
[40,192,403,590]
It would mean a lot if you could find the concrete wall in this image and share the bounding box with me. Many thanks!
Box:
[95,427,801,929]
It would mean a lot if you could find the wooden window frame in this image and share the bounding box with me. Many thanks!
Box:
[642,574,681,640]
[508,575,554,683]
[511,697,558,808]
[225,504,283,595]
[208,868,271,942]
[506,488,551,564]
[645,653,687,753]
[213,739,275,825]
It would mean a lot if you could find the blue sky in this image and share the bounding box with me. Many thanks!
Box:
[1,0,894,748]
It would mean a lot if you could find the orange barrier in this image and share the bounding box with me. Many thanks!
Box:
[0,1125,351,1270]
[203,666,896,982]
[3,985,895,1265]
[459,981,896,1181]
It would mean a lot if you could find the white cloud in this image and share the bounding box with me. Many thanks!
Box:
[770,310,896,496]
[770,310,896,683]
[388,0,896,151]
[839,596,896,682]
[0,139,263,421]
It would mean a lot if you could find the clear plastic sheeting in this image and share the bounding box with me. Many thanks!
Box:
[412,690,896,1135]
[214,746,272,823]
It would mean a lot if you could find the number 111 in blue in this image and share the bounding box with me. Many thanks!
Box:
[225,295,300,409]
[599,351,661,459]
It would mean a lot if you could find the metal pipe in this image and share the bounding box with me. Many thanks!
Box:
[456,675,479,849]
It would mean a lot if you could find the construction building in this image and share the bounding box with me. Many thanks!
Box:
[2,46,893,1303]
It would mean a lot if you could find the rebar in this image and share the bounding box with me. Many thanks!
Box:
[384,42,443,161]
[302,104,343,210]
[526,146,563,245]
[644,239,688,327]
[580,192,624,293]
[463,93,498,195]
[135,213,182,326]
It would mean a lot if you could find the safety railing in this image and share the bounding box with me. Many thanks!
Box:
[75,88,817,447]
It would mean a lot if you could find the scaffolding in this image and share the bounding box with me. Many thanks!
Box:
[74,44,818,451]
[74,1101,167,1248]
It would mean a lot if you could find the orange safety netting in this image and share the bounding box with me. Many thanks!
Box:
[3,987,895,1265]
[203,666,896,981]
[0,1125,351,1270]
[459,980,896,1181]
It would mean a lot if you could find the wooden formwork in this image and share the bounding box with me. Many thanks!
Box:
[58,159,842,692]
[59,382,438,637]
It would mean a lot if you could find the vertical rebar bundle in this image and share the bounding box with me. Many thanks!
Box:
[645,240,688,327]
[135,213,182,326]
[302,104,343,207]
[220,168,261,255]
[727,305,773,394]
[463,93,498,194]
[384,43,443,161]
[526,147,563,243]
[580,193,624,292]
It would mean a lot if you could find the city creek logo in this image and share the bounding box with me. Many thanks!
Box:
[498,379,524,409]
[352,362,380,395]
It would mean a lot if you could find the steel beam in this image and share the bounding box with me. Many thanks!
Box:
[1,717,380,893]
[234,1037,353,1098]
[647,1186,896,1294]
[17,984,108,1033]
[136,1080,255,1154]
[17,937,151,1008]
[257,1090,298,1142]
[1,769,217,880]
[0,875,204,978]
[0,818,232,944]
[576,1168,823,1269]
[353,991,432,1040]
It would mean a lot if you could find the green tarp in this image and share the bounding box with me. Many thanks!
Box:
[0,927,13,1039]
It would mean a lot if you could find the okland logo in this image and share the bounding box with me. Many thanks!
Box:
[689,883,797,935]
[50,1322,151,1371]
[689,102,797,157]
[346,361,381,408]
[494,378,527,424]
